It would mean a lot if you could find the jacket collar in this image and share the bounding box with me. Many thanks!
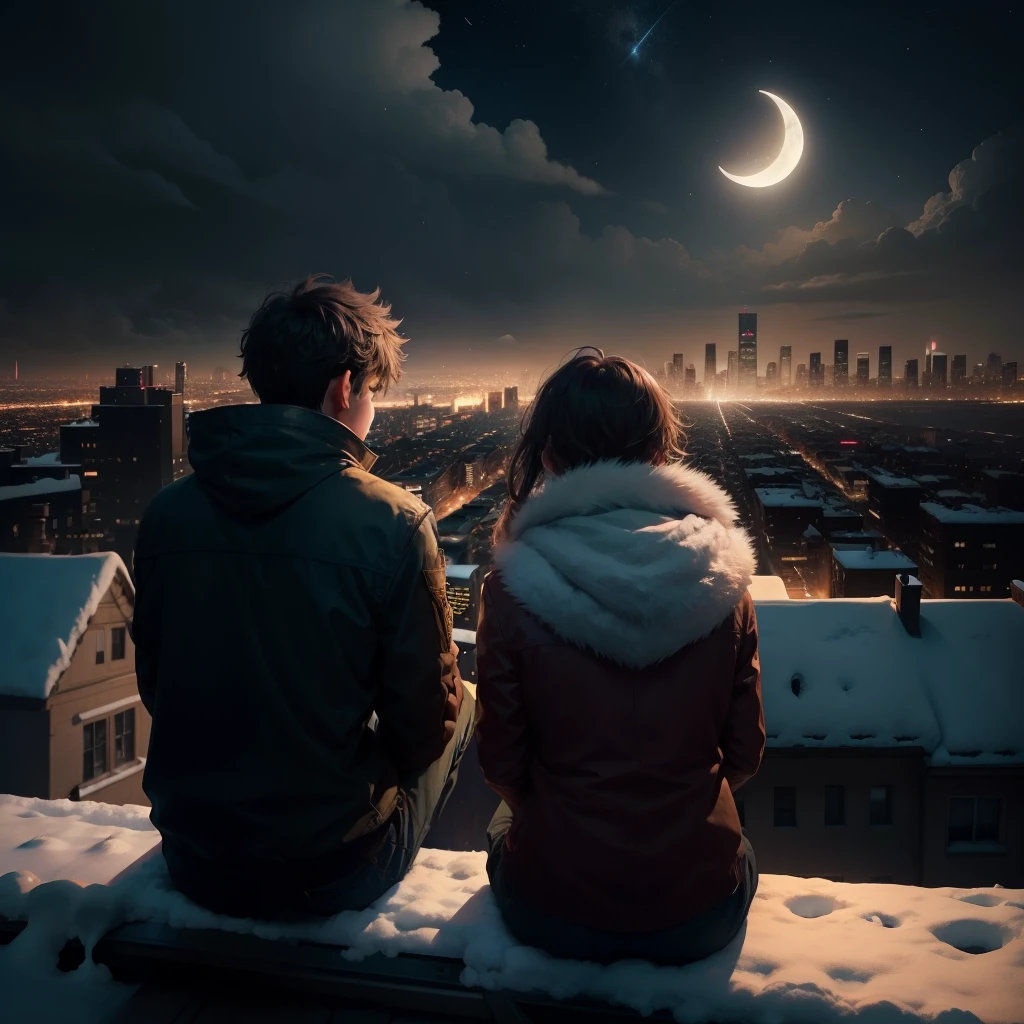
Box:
[270,405,378,472]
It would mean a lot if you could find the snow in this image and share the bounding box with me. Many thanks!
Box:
[446,564,481,580]
[25,453,62,466]
[0,475,81,502]
[0,553,132,699]
[1,796,1022,1024]
[755,487,821,508]
[754,597,1024,763]
[832,549,917,571]
[868,473,920,489]
[747,576,790,600]
[921,503,1024,525]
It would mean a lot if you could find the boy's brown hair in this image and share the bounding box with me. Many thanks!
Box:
[239,274,406,409]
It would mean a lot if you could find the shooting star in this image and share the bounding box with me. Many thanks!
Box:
[621,0,680,65]
[465,16,472,26]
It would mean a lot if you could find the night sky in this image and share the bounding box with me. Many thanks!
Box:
[0,0,1020,378]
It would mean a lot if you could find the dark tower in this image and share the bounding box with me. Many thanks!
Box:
[738,312,757,395]
[833,340,849,387]
[878,346,892,388]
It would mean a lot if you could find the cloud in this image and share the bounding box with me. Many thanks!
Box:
[493,333,519,346]
[811,312,888,322]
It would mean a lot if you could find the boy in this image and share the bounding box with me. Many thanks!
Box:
[132,275,471,918]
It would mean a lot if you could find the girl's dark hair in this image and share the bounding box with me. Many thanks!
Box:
[494,348,685,542]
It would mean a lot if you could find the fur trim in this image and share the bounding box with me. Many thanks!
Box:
[495,460,756,669]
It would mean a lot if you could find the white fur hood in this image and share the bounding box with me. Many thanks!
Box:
[493,460,757,669]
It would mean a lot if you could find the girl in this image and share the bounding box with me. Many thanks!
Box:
[476,349,764,965]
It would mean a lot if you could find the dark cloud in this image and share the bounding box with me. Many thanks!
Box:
[0,0,1019,374]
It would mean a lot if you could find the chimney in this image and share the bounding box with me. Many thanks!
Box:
[895,573,922,637]
[1012,580,1024,610]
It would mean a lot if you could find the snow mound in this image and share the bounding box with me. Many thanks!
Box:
[1,798,1022,1024]
[0,553,132,699]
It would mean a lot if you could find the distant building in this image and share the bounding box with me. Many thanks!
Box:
[386,459,456,509]
[754,487,823,554]
[986,352,1003,383]
[779,346,792,387]
[929,353,948,388]
[809,352,822,387]
[1003,362,1018,387]
[833,340,849,387]
[856,353,869,387]
[951,354,967,386]
[727,349,738,391]
[704,344,717,391]
[878,346,892,388]
[486,391,503,414]
[738,312,758,395]
[831,547,918,598]
[0,553,151,806]
[445,563,483,633]
[867,471,923,554]
[141,365,158,388]
[503,386,519,409]
[795,363,808,387]
[904,359,919,389]
[174,361,187,396]
[684,364,696,390]
[766,361,778,386]
[917,503,1024,599]
[672,353,683,379]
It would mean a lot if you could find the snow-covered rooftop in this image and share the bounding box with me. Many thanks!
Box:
[0,475,81,503]
[1,794,1021,1024]
[832,548,917,571]
[755,487,821,508]
[747,575,790,600]
[24,453,61,466]
[868,472,920,489]
[921,502,1024,525]
[755,596,1024,762]
[0,553,133,699]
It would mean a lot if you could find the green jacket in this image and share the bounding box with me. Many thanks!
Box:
[132,404,457,889]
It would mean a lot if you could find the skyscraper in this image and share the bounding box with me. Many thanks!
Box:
[174,361,187,395]
[766,362,778,386]
[878,346,892,388]
[503,386,519,409]
[795,363,808,387]
[672,353,684,379]
[986,353,1003,383]
[856,353,870,387]
[951,355,967,386]
[142,365,158,388]
[833,340,849,387]
[931,353,948,387]
[809,352,822,387]
[684,365,696,389]
[727,350,738,391]
[704,344,717,388]
[737,313,757,395]
[1002,362,1018,387]
[905,359,919,388]
[779,345,792,387]
[486,391,503,413]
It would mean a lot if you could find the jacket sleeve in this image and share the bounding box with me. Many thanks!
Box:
[474,576,530,810]
[129,512,158,716]
[374,512,461,777]
[720,592,765,792]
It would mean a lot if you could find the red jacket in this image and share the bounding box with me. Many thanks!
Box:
[475,459,765,932]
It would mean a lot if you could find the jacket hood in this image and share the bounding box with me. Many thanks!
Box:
[187,404,377,517]
[493,460,756,669]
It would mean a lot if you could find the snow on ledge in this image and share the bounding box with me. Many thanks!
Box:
[1,796,1022,1023]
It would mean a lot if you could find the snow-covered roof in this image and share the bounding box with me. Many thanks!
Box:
[748,575,790,600]
[868,472,920,489]
[0,475,81,503]
[63,419,97,427]
[755,487,821,508]
[921,502,1024,525]
[1,796,1021,1024]
[832,548,917,571]
[24,453,61,466]
[0,553,133,699]
[754,596,1024,763]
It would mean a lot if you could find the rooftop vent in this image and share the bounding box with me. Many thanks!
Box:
[895,573,922,637]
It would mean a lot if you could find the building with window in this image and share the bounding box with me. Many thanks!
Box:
[502,386,519,410]
[738,312,758,395]
[951,354,967,386]
[878,345,892,388]
[833,340,849,387]
[855,352,869,387]
[917,503,1024,599]
[704,344,717,393]
[486,391,503,414]
[174,361,187,396]
[904,358,919,389]
[0,552,150,806]
[809,352,822,387]
[727,349,738,392]
[779,345,792,388]
[830,546,918,597]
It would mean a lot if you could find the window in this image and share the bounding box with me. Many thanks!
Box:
[982,542,996,549]
[824,785,845,826]
[774,787,797,827]
[735,799,745,827]
[111,627,126,661]
[948,797,1001,844]
[980,585,993,593]
[114,709,135,766]
[94,629,105,665]
[869,785,893,826]
[954,540,966,548]
[954,585,966,593]
[83,720,107,781]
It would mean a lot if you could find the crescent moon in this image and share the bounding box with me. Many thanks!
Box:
[719,90,804,188]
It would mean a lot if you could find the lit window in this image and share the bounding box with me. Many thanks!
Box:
[981,585,993,593]
[954,541,967,548]
[948,797,1001,844]
[869,785,893,826]
[83,720,107,781]
[94,629,105,665]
